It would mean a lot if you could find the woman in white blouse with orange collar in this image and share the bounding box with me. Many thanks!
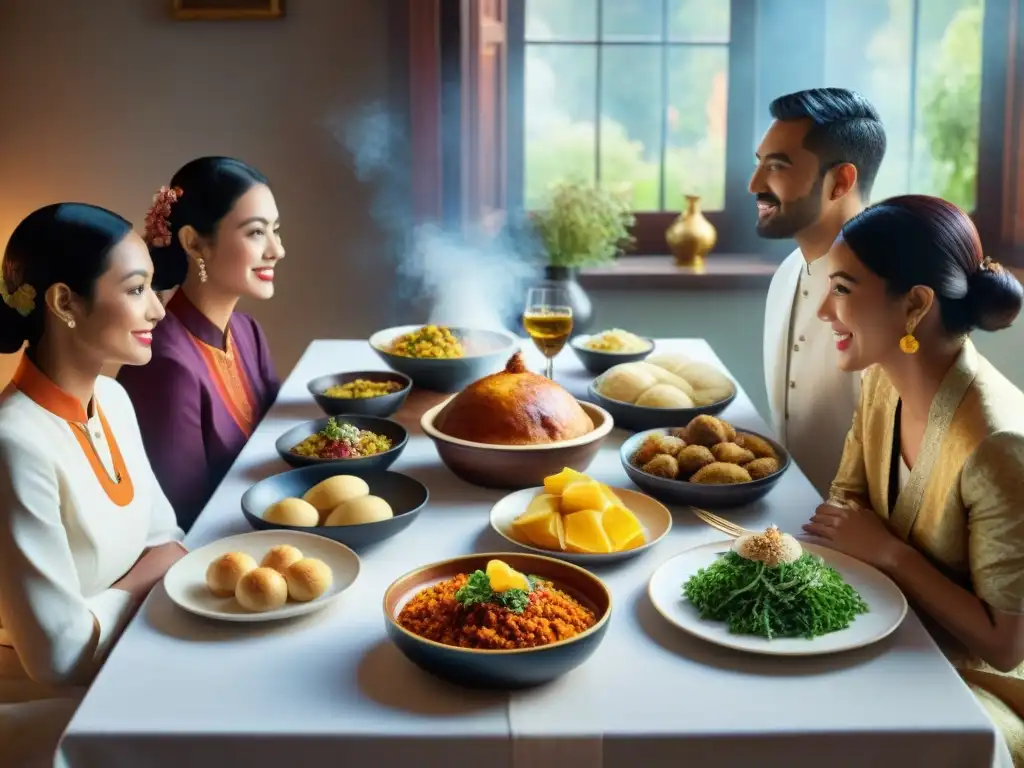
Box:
[0,203,187,767]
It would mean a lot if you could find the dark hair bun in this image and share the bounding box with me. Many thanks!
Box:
[150,241,189,292]
[0,310,31,354]
[968,265,1024,332]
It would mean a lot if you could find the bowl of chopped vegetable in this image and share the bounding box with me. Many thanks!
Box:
[275,415,408,470]
[368,324,519,393]
[384,553,612,688]
[307,371,412,417]
[570,330,655,374]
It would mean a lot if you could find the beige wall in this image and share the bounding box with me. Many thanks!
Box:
[0,0,407,386]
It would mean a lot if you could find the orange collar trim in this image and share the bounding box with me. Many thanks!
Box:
[11,356,90,422]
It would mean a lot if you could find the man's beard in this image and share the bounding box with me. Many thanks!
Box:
[755,177,824,239]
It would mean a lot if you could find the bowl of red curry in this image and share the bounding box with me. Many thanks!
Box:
[383,552,612,689]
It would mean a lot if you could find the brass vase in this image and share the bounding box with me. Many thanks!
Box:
[666,195,718,267]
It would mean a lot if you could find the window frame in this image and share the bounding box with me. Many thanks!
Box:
[503,0,1023,264]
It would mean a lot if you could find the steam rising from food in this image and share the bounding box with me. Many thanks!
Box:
[337,102,542,332]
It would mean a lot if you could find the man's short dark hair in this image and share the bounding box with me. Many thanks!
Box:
[769,88,887,200]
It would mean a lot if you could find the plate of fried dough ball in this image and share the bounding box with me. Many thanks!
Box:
[163,530,360,622]
[619,414,791,508]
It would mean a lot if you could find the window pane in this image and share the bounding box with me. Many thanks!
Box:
[665,45,729,210]
[524,44,599,208]
[599,46,662,210]
[824,0,913,202]
[601,0,663,43]
[669,0,730,42]
[526,0,598,42]
[913,0,984,210]
[822,0,983,209]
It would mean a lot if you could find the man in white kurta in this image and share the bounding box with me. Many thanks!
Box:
[753,88,887,497]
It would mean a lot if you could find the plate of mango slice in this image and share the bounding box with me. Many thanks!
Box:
[489,468,673,565]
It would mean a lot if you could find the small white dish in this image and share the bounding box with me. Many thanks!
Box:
[647,539,908,656]
[163,530,360,623]
[489,485,672,565]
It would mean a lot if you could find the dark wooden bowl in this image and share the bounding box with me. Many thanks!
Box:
[620,427,791,508]
[588,382,737,433]
[569,334,655,374]
[275,416,408,470]
[368,325,520,393]
[242,466,428,549]
[383,552,612,689]
[306,371,412,417]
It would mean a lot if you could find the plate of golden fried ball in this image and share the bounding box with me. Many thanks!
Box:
[619,415,791,508]
[162,530,361,622]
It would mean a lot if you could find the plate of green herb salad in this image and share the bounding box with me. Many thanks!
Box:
[648,526,907,655]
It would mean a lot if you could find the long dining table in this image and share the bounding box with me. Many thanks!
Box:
[59,338,998,768]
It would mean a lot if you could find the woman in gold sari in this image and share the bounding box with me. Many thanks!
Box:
[805,194,1024,765]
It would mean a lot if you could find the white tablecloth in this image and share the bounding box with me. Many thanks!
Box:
[59,339,998,767]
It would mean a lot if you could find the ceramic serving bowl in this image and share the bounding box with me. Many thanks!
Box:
[588,382,737,433]
[369,324,520,393]
[569,334,655,375]
[241,465,428,549]
[420,396,614,489]
[383,552,612,688]
[620,427,791,508]
[275,415,409,470]
[489,485,673,565]
[306,371,412,418]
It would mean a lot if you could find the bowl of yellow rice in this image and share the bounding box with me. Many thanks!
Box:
[570,329,655,374]
[307,370,412,417]
[368,324,519,393]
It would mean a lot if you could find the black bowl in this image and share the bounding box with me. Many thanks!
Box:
[588,382,737,432]
[306,371,412,418]
[368,324,520,393]
[275,416,408,470]
[620,427,791,508]
[569,334,655,375]
[241,465,428,549]
[383,552,612,689]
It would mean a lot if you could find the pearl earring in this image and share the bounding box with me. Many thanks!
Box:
[67,319,76,329]
[197,258,208,283]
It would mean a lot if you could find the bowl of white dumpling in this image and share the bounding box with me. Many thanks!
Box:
[587,352,737,432]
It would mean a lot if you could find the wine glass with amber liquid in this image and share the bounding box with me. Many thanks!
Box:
[523,287,573,379]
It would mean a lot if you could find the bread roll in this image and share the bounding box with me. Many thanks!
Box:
[206,552,258,597]
[261,544,304,574]
[595,363,658,403]
[263,497,319,527]
[325,495,393,526]
[235,567,288,612]
[284,558,334,602]
[303,475,370,522]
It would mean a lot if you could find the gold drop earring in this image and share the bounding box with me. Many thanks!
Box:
[196,257,208,283]
[899,321,919,354]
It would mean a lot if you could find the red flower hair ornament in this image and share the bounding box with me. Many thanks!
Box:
[143,185,183,248]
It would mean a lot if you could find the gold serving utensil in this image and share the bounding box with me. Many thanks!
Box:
[689,507,754,538]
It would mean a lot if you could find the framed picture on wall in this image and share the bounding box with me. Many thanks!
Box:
[171,0,284,20]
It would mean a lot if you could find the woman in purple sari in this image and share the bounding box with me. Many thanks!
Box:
[118,157,284,530]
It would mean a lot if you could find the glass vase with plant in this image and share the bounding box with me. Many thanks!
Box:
[531,180,636,269]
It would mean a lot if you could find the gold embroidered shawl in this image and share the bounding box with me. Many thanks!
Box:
[830,340,1024,706]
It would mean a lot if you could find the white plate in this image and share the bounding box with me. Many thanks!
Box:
[647,539,907,655]
[163,530,361,622]
[490,485,672,565]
